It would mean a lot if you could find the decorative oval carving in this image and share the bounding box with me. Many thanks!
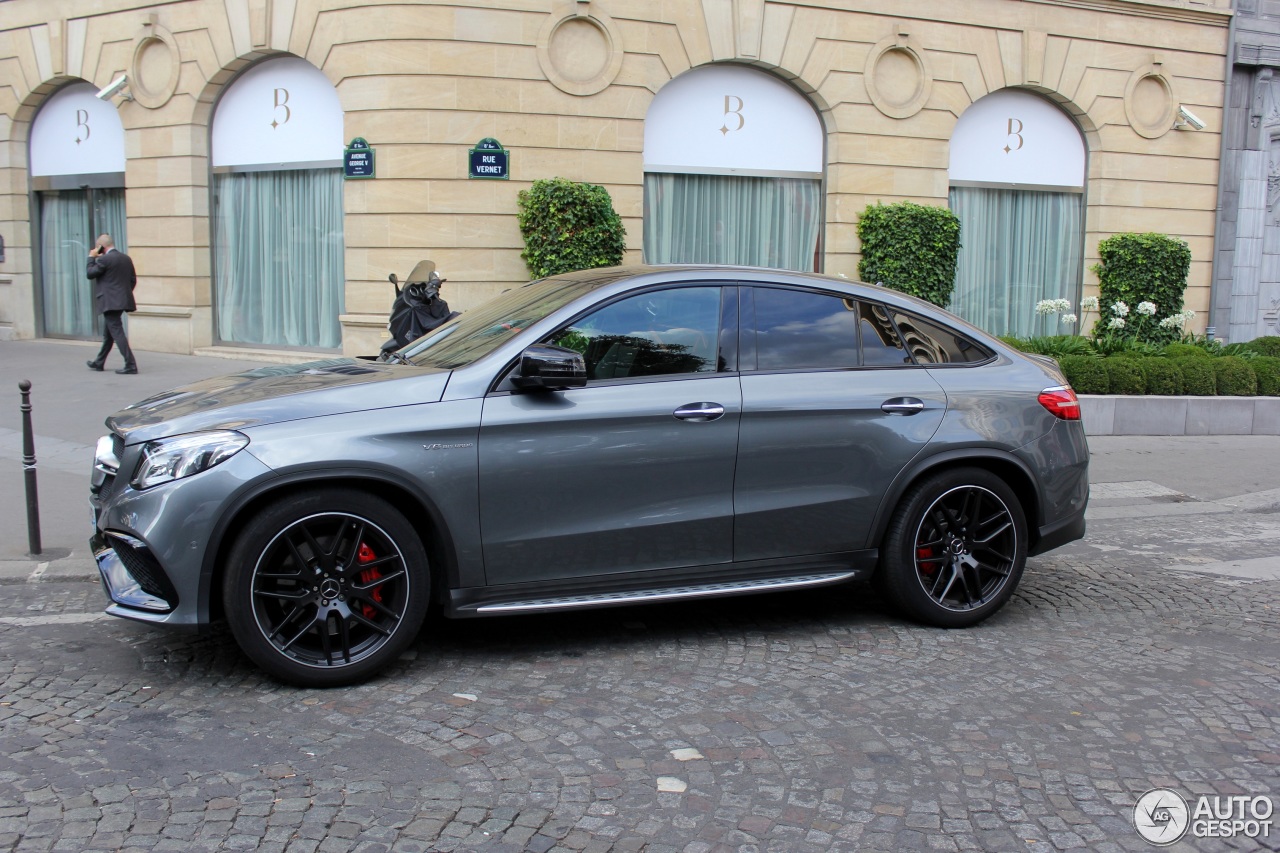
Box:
[537,3,624,97]
[130,23,181,109]
[865,30,932,120]
[1125,64,1176,139]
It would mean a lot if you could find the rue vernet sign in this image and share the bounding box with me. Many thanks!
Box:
[343,137,375,179]
[469,138,509,180]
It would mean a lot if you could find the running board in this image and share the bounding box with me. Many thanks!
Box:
[472,570,860,615]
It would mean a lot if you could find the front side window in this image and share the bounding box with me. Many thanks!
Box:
[550,287,721,380]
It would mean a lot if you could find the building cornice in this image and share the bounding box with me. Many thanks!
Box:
[1026,0,1232,26]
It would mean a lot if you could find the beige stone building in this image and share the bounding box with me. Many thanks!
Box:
[0,0,1231,358]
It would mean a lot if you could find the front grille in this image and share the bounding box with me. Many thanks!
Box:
[112,433,124,461]
[99,473,121,501]
[110,536,179,606]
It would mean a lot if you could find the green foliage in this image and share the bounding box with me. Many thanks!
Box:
[517,177,626,278]
[1213,356,1258,396]
[1163,342,1212,359]
[1011,335,1096,358]
[1138,358,1184,395]
[1103,357,1145,394]
[857,201,961,307]
[1090,233,1191,344]
[997,335,1029,351]
[1174,357,1217,395]
[1058,355,1109,395]
[1238,336,1280,357]
[1092,336,1165,358]
[1251,356,1280,395]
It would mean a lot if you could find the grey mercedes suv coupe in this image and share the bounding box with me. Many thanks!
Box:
[90,266,1089,686]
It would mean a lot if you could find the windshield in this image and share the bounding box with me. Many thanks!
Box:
[401,277,598,369]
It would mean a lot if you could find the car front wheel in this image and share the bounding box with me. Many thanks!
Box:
[877,468,1027,628]
[224,488,430,686]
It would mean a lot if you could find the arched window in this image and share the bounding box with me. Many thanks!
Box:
[30,82,128,339]
[643,65,824,271]
[211,56,345,349]
[948,89,1086,337]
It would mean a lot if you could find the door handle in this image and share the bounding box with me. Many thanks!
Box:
[674,402,725,422]
[881,397,926,415]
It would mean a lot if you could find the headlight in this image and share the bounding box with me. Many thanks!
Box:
[131,430,249,490]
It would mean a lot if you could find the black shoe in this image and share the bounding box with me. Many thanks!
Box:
[87,361,104,371]
[115,366,138,375]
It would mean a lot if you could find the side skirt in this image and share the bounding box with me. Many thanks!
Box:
[445,550,878,618]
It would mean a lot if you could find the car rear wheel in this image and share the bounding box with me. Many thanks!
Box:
[877,468,1027,628]
[223,488,429,687]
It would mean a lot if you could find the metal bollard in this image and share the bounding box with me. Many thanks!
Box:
[19,380,41,555]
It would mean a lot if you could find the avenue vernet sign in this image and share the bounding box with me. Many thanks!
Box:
[469,138,509,180]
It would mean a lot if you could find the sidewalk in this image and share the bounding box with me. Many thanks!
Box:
[2,338,1280,585]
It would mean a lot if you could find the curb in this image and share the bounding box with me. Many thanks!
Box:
[1080,395,1280,436]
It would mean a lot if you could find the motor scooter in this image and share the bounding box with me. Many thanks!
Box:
[378,260,459,361]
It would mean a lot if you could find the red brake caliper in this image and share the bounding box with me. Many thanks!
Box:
[356,542,384,619]
[916,546,939,574]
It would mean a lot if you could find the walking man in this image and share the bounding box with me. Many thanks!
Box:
[85,234,138,374]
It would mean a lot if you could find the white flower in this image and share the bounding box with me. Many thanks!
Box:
[1060,313,1078,325]
[1137,301,1157,316]
[1108,317,1126,330]
[1111,301,1130,317]
[1182,309,1196,321]
[1036,300,1056,315]
[1080,296,1099,311]
[1158,315,1183,329]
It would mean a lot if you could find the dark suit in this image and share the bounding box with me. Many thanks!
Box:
[86,248,138,369]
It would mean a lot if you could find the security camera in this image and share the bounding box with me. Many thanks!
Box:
[1175,105,1205,131]
[95,75,129,101]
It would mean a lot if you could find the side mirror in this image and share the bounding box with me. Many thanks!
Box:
[512,344,588,390]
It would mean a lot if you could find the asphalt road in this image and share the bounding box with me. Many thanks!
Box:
[0,339,1278,852]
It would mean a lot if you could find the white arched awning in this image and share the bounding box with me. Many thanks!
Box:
[949,89,1084,190]
[30,82,126,178]
[644,65,823,177]
[212,56,343,170]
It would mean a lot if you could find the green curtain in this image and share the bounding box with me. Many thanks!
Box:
[948,186,1084,338]
[39,190,126,338]
[643,173,821,272]
[213,168,345,349]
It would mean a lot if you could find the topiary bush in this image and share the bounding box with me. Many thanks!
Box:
[857,201,961,307]
[1174,357,1216,395]
[1252,356,1280,395]
[1090,232,1191,344]
[1103,357,1145,394]
[517,177,626,278]
[1163,342,1212,359]
[1240,336,1280,357]
[1138,357,1184,395]
[1213,356,1258,396]
[1058,355,1109,394]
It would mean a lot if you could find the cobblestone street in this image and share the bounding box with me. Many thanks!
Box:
[2,473,1279,852]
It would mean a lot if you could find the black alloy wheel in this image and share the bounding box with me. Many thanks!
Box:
[225,489,429,686]
[877,468,1027,628]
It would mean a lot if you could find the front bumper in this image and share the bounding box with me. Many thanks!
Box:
[90,440,276,627]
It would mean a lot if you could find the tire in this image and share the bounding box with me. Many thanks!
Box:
[876,468,1027,628]
[223,488,430,687]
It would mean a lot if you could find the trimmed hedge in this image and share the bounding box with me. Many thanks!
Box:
[857,201,961,307]
[1103,357,1145,394]
[1174,357,1217,395]
[1213,356,1258,396]
[1090,233,1190,344]
[1252,356,1280,396]
[517,178,626,278]
[1058,355,1109,394]
[1139,357,1184,395]
[1241,336,1280,358]
[1163,342,1212,359]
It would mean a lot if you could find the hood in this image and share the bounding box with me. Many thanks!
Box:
[107,358,451,444]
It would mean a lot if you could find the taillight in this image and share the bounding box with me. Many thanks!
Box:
[1038,385,1081,420]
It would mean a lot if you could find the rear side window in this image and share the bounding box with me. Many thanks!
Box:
[859,302,912,366]
[892,311,992,364]
[753,288,860,369]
